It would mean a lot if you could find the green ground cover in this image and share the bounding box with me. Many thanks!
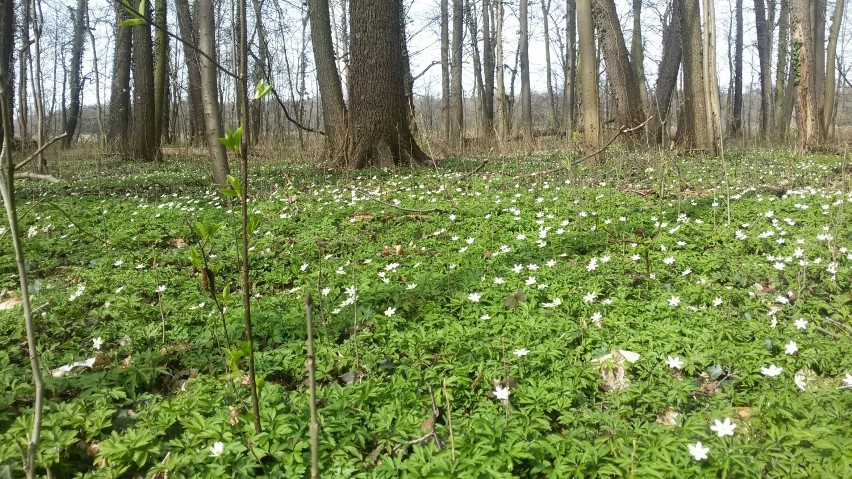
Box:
[0,151,850,477]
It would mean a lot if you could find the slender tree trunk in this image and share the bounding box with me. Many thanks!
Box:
[441,0,450,140]
[29,0,46,171]
[519,0,533,139]
[811,0,826,120]
[482,0,494,135]
[729,0,743,137]
[754,0,773,136]
[630,0,648,109]
[153,0,167,155]
[251,0,270,140]
[348,0,431,168]
[308,0,348,161]
[495,0,508,142]
[0,0,13,147]
[790,0,823,149]
[107,3,131,153]
[62,0,86,149]
[577,0,600,160]
[541,0,559,129]
[775,0,793,136]
[17,0,29,142]
[823,0,844,138]
[677,0,712,151]
[466,0,485,136]
[451,0,464,141]
[564,0,576,135]
[175,0,205,145]
[85,7,104,145]
[592,0,644,134]
[647,0,681,146]
[198,0,230,185]
[702,0,721,154]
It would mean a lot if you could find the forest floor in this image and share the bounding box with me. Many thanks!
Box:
[0,149,850,477]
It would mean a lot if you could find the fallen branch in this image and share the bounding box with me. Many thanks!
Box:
[14,132,68,171]
[16,172,60,183]
[511,117,652,180]
[459,159,489,181]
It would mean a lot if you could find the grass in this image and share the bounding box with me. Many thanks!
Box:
[0,149,850,478]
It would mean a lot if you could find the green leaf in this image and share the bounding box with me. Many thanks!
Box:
[137,0,146,15]
[118,18,146,27]
[254,79,272,100]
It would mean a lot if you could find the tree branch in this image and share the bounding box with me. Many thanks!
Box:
[14,132,67,171]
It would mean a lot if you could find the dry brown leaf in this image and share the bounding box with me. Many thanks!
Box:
[656,407,679,426]
[0,296,22,310]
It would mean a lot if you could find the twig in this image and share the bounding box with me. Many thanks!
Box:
[412,61,441,82]
[459,159,489,181]
[442,381,455,461]
[306,294,320,479]
[511,117,653,180]
[14,132,68,170]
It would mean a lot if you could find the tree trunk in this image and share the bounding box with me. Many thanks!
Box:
[308,0,348,161]
[62,0,86,149]
[0,0,13,146]
[251,0,270,139]
[564,0,576,135]
[482,0,494,135]
[441,0,450,139]
[577,0,600,160]
[822,0,844,138]
[775,0,793,136]
[519,0,532,138]
[790,0,823,149]
[728,0,743,137]
[197,0,230,185]
[541,0,559,129]
[591,0,644,134]
[107,4,131,153]
[647,0,681,146]
[153,0,167,154]
[174,0,205,145]
[702,0,721,154]
[130,11,158,161]
[466,0,485,136]
[811,0,826,120]
[348,0,431,168]
[677,0,712,151]
[495,0,508,142]
[451,0,464,141]
[630,0,648,109]
[753,0,772,137]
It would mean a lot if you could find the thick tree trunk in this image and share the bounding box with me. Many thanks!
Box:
[823,0,844,138]
[198,0,230,185]
[729,0,743,136]
[63,0,86,149]
[130,15,158,161]
[308,0,348,161]
[482,0,494,135]
[592,0,644,134]
[519,0,532,138]
[702,0,721,154]
[174,0,205,145]
[441,0,450,140]
[564,0,576,135]
[450,0,464,141]
[348,0,431,168]
[541,0,559,129]
[753,0,772,137]
[647,0,681,146]
[577,0,600,160]
[790,0,823,149]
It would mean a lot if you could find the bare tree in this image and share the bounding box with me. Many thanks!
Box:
[753,0,773,136]
[564,0,576,135]
[451,0,464,141]
[466,0,486,135]
[729,0,743,136]
[775,0,795,136]
[197,0,230,185]
[308,0,347,160]
[790,0,823,149]
[130,6,158,161]
[701,0,722,154]
[823,0,845,137]
[175,0,205,145]
[62,0,86,148]
[630,0,648,109]
[519,0,532,139]
[677,0,713,152]
[153,0,168,151]
[495,0,508,142]
[647,0,681,146]
[107,2,131,154]
[482,0,495,135]
[541,0,559,129]
[441,0,450,139]
[348,0,431,168]
[577,0,601,159]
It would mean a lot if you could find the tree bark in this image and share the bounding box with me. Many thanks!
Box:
[790,0,823,149]
[701,0,721,154]
[495,0,508,142]
[0,0,13,146]
[822,0,844,138]
[129,10,158,161]
[308,0,348,161]
[174,0,205,145]
[153,0,168,153]
[811,0,826,120]
[577,0,600,160]
[564,0,576,135]
[630,0,648,109]
[753,0,772,137]
[677,0,712,151]
[251,0,270,139]
[481,0,494,135]
[729,0,744,137]
[451,0,464,141]
[466,0,485,135]
[62,0,86,148]
[348,0,431,168]
[647,0,681,146]
[591,0,644,135]
[441,0,451,139]
[519,0,532,139]
[198,0,230,185]
[775,0,794,136]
